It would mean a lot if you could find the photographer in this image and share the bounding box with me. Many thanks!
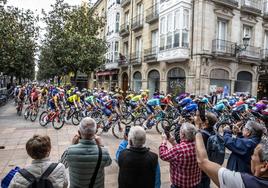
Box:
[223,121,266,174]
[159,122,201,188]
[194,112,218,188]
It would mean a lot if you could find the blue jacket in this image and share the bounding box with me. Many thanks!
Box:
[224,131,260,174]
[115,140,161,188]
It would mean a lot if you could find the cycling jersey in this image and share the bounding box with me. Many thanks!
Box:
[147,98,160,106]
[68,94,80,103]
[131,95,142,102]
[214,103,226,111]
[85,96,95,103]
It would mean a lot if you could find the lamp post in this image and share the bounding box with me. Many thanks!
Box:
[234,34,251,58]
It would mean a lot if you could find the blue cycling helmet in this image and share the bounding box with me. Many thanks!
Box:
[183,103,198,112]
[201,97,209,104]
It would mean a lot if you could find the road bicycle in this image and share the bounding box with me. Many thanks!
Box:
[24,102,39,122]
[39,109,65,130]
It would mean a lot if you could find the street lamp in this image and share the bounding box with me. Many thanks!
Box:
[234,34,251,57]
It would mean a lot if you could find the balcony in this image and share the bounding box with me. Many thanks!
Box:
[130,52,142,65]
[158,44,189,62]
[261,49,268,60]
[119,23,130,37]
[264,1,268,19]
[238,45,261,62]
[146,3,159,24]
[105,52,119,69]
[212,39,236,58]
[212,0,238,8]
[241,0,262,15]
[121,0,131,7]
[144,47,158,63]
[118,54,129,67]
[131,15,143,31]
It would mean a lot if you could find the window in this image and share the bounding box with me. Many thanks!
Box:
[174,10,180,47]
[115,13,120,33]
[135,37,142,58]
[166,13,173,49]
[160,17,166,34]
[265,31,268,49]
[183,9,189,29]
[125,12,129,25]
[243,25,252,45]
[124,42,129,58]
[116,0,120,4]
[151,30,158,53]
[182,30,189,47]
[217,19,227,51]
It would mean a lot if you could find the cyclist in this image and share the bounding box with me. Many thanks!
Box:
[160,94,174,111]
[143,96,164,129]
[16,86,26,111]
[30,88,40,107]
[130,92,147,111]
[67,91,82,109]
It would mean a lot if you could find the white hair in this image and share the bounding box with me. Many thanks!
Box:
[79,117,96,139]
[180,123,197,141]
[128,126,146,148]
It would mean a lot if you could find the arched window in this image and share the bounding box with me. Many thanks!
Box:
[235,71,252,94]
[133,71,142,92]
[115,13,120,33]
[167,68,186,95]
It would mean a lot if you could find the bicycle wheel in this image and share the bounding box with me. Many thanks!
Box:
[156,119,171,134]
[91,111,102,120]
[112,122,125,139]
[52,112,65,130]
[122,112,134,125]
[39,111,49,127]
[133,116,146,126]
[30,108,39,122]
[71,112,82,126]
[24,106,30,120]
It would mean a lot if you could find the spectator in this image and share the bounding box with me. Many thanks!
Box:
[63,117,112,188]
[195,131,268,188]
[118,126,161,188]
[210,92,217,106]
[9,135,68,188]
[159,122,201,188]
[115,126,130,162]
[224,121,265,173]
[195,112,218,188]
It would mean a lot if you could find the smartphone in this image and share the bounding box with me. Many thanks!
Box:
[164,129,171,139]
[198,101,206,122]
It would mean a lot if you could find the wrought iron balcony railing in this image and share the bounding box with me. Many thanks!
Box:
[241,0,262,15]
[146,3,159,24]
[144,47,158,62]
[121,0,131,7]
[212,39,236,56]
[119,23,130,36]
[239,45,261,60]
[130,52,142,65]
[131,14,143,31]
[211,0,238,8]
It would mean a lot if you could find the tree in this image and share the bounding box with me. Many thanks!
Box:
[37,0,107,84]
[0,0,39,83]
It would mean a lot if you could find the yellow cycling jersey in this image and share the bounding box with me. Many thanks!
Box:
[126,94,134,100]
[68,94,80,103]
[131,95,141,102]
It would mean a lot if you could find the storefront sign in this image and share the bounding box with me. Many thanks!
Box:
[96,70,118,76]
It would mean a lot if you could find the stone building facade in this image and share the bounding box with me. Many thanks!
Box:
[94,0,268,98]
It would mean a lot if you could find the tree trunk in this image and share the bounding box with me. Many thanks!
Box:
[19,77,22,85]
[73,70,78,87]
[57,76,61,86]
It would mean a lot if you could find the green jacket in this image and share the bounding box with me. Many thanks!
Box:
[66,139,112,188]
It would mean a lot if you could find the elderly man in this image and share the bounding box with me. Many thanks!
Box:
[195,130,268,188]
[159,122,201,188]
[224,121,265,173]
[64,117,112,188]
[118,126,160,188]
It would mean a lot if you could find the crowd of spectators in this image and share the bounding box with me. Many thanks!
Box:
[5,115,268,188]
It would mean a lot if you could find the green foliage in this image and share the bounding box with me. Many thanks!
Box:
[37,0,107,81]
[0,0,38,82]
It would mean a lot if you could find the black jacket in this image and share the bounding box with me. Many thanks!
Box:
[118,147,158,188]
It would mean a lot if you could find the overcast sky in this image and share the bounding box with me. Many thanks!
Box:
[6,0,98,34]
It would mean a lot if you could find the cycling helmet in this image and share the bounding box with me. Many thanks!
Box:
[76,91,81,96]
[141,92,147,97]
[201,97,209,104]
[93,92,99,97]
[183,103,198,112]
[159,95,165,99]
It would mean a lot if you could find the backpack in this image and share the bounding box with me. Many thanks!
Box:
[18,163,58,188]
[201,130,225,165]
[1,166,20,188]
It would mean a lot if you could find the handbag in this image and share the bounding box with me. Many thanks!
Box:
[89,145,102,188]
